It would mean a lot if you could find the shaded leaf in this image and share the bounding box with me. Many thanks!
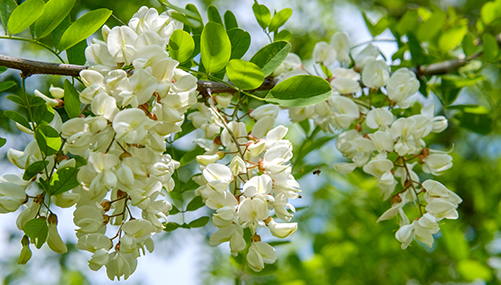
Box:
[227,28,251,60]
[22,160,49,181]
[4,110,31,130]
[224,10,238,30]
[63,79,81,118]
[185,195,205,211]
[187,216,210,228]
[35,124,61,156]
[0,0,18,34]
[34,0,75,39]
[250,41,291,76]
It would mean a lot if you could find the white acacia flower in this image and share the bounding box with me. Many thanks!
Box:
[313,41,337,66]
[386,68,419,109]
[330,32,351,64]
[362,59,389,89]
[247,242,277,272]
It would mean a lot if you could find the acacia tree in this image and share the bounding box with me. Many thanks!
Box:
[0,0,498,282]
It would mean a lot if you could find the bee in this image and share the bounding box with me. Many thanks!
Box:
[313,169,321,176]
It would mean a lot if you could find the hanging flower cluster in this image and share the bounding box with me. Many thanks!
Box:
[277,32,461,249]
[189,101,300,271]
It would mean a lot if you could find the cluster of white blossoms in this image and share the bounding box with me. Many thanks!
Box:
[3,6,201,281]
[189,100,300,271]
[272,32,461,249]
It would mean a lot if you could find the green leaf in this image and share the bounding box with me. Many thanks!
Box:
[0,137,6,148]
[227,28,251,60]
[457,259,493,282]
[417,10,446,42]
[268,240,291,247]
[58,8,112,51]
[67,40,87,65]
[0,80,16,92]
[185,195,205,211]
[169,29,195,63]
[456,111,493,135]
[227,59,265,90]
[407,32,424,66]
[24,218,48,249]
[187,216,210,228]
[4,110,31,130]
[51,15,70,48]
[7,0,44,35]
[174,121,196,140]
[34,0,75,39]
[0,66,6,73]
[438,25,467,52]
[250,41,291,77]
[34,124,61,156]
[395,10,419,36]
[32,104,54,126]
[164,222,180,232]
[63,79,81,118]
[224,10,238,30]
[268,8,292,33]
[274,29,292,42]
[49,167,80,195]
[179,146,205,166]
[266,75,332,107]
[362,13,390,37]
[483,33,498,61]
[201,21,231,74]
[160,1,202,22]
[462,33,477,57]
[184,4,203,34]
[252,3,271,29]
[6,95,26,107]
[207,5,222,25]
[169,205,181,215]
[171,11,201,30]
[0,0,18,34]
[23,160,49,181]
[481,0,501,25]
[181,176,200,192]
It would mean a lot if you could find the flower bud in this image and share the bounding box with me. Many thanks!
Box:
[196,154,220,166]
[267,219,298,238]
[47,214,68,254]
[18,236,32,265]
[230,156,246,176]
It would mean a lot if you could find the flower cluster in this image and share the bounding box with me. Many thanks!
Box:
[189,101,300,271]
[274,32,461,249]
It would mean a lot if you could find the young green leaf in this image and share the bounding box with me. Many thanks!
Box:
[22,160,49,181]
[24,218,48,249]
[250,41,291,76]
[169,205,181,215]
[7,0,44,35]
[224,10,238,30]
[252,3,271,29]
[438,25,467,52]
[201,21,231,74]
[227,59,265,90]
[184,4,203,34]
[0,137,6,148]
[0,81,16,92]
[4,110,31,130]
[34,0,76,39]
[32,104,55,126]
[207,5,222,25]
[462,33,477,57]
[227,28,251,59]
[417,10,446,42]
[483,33,499,61]
[0,0,18,34]
[185,196,205,211]
[63,79,81,118]
[187,216,210,228]
[35,124,61,156]
[67,40,88,65]
[169,29,195,63]
[266,75,332,107]
[58,8,112,51]
[49,167,80,195]
[164,222,181,232]
[179,146,205,166]
[268,8,292,33]
[274,29,292,42]
[6,95,26,107]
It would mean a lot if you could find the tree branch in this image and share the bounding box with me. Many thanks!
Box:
[0,54,86,78]
[0,51,489,93]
